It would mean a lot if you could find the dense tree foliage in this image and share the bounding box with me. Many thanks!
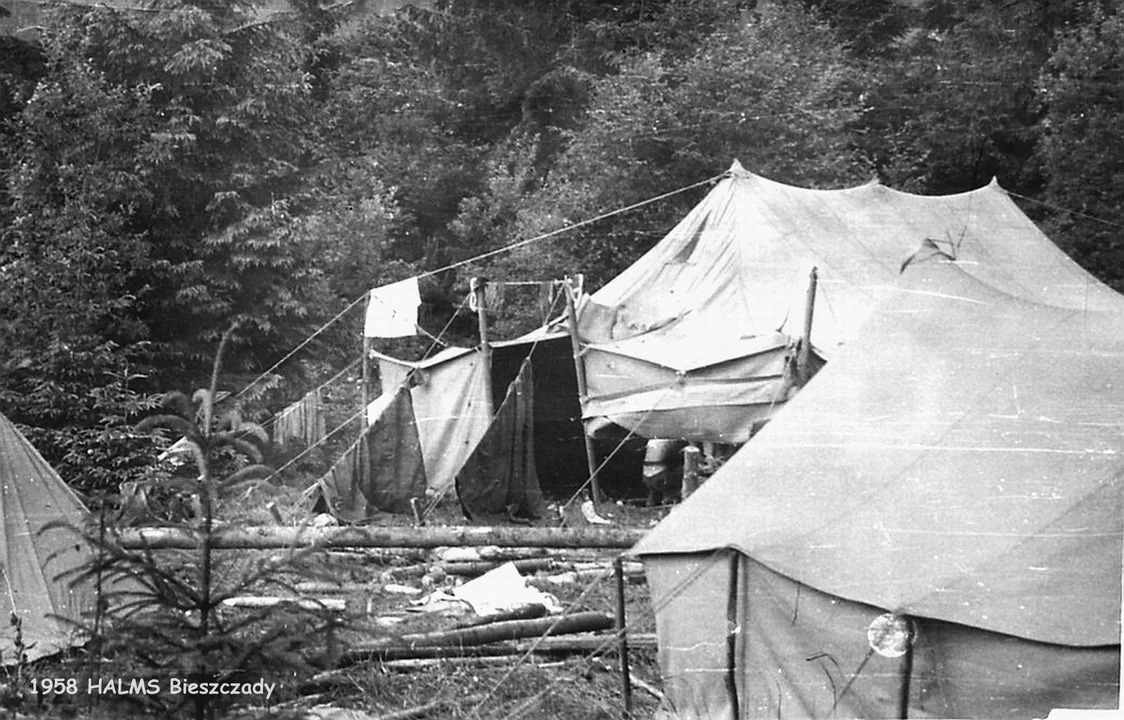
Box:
[1,0,1123,493]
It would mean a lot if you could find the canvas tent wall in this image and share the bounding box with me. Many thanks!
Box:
[370,331,598,501]
[0,411,99,663]
[631,260,1123,719]
[577,160,1121,444]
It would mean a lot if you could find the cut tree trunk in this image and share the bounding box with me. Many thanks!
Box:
[342,612,615,664]
[114,525,646,550]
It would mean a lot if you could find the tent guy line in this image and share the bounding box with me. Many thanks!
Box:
[228,171,727,404]
[764,441,1118,455]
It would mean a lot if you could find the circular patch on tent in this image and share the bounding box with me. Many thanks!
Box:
[867,613,914,658]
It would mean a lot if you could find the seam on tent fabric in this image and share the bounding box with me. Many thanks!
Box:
[589,373,787,403]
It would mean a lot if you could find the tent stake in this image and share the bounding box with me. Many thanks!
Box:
[564,275,603,506]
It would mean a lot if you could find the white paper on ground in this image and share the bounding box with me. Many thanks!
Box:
[452,561,561,616]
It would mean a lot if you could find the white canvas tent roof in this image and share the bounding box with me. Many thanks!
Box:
[576,160,1120,443]
[632,259,1123,717]
[0,411,98,662]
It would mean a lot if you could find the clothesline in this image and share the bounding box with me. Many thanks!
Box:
[240,292,476,498]
[230,171,727,400]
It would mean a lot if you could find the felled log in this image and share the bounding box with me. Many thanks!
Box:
[454,604,548,628]
[221,596,347,611]
[377,657,566,672]
[342,611,614,664]
[337,632,658,664]
[115,525,646,550]
[537,561,645,585]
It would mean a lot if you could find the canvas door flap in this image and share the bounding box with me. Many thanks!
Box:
[455,359,545,522]
[320,383,426,519]
[403,350,492,492]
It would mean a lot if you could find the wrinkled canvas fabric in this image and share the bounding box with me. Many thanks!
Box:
[646,553,1119,720]
[455,359,546,522]
[579,161,1121,442]
[318,383,427,519]
[637,260,1124,717]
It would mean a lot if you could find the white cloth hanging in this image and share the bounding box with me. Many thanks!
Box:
[365,278,421,338]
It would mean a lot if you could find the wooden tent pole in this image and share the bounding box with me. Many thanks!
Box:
[564,275,603,505]
[471,277,494,409]
[359,295,374,511]
[897,617,916,719]
[797,266,818,385]
[361,336,372,428]
[614,555,634,718]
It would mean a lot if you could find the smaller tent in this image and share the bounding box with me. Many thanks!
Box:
[633,260,1123,719]
[319,331,586,517]
[0,411,100,662]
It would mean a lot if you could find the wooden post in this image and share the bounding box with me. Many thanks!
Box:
[564,275,603,506]
[360,311,374,510]
[682,445,702,499]
[897,619,916,720]
[725,553,741,719]
[615,556,633,718]
[797,266,818,386]
[471,277,494,409]
[361,335,373,427]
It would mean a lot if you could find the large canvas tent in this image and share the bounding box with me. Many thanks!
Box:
[632,260,1123,719]
[0,411,99,662]
[577,160,1121,444]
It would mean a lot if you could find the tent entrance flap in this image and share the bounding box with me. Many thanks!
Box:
[455,359,546,522]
